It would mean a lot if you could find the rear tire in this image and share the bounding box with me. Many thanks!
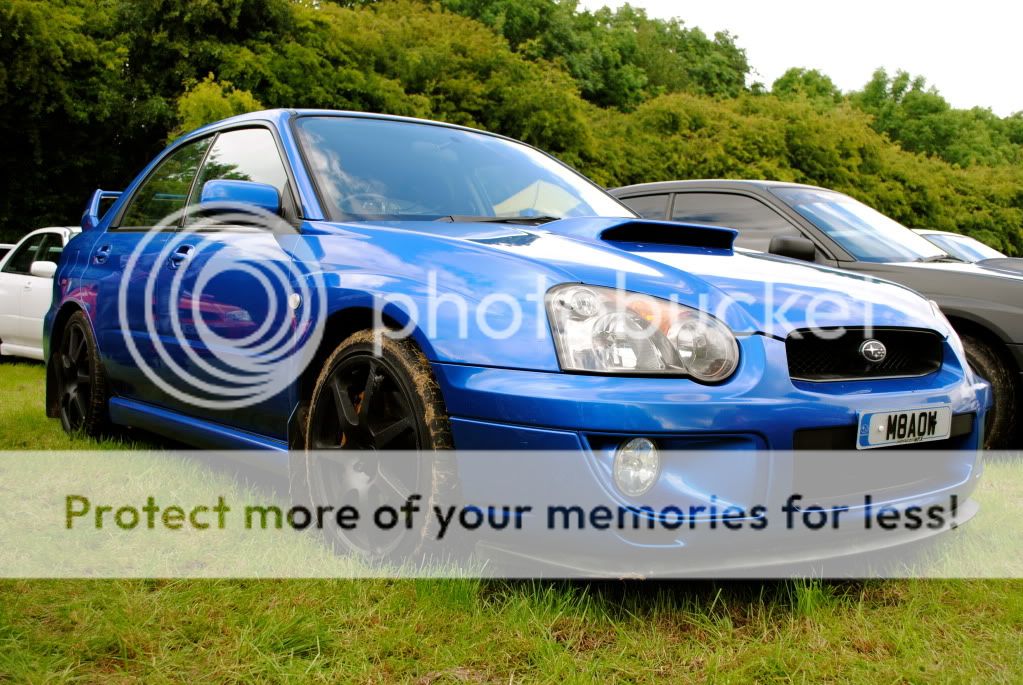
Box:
[961,333,1018,449]
[54,311,109,437]
[296,330,460,563]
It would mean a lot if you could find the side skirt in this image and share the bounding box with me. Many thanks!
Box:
[108,397,289,451]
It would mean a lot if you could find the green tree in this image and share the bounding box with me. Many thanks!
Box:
[772,68,842,107]
[172,74,263,139]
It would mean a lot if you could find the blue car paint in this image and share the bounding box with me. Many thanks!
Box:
[45,111,989,561]
[199,179,282,214]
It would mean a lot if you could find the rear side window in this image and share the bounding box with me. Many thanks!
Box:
[188,128,290,209]
[34,232,65,264]
[621,194,670,220]
[119,137,213,228]
[2,233,47,275]
[671,192,800,252]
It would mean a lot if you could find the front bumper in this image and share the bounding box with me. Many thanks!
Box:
[434,334,989,451]
[430,334,988,572]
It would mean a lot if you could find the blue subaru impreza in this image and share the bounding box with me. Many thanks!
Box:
[44,110,988,565]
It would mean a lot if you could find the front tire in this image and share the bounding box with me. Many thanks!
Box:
[54,311,109,437]
[961,333,1018,449]
[298,330,458,562]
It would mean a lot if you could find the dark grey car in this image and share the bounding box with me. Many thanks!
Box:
[611,179,1023,449]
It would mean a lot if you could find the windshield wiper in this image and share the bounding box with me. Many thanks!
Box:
[439,215,562,225]
[917,254,964,263]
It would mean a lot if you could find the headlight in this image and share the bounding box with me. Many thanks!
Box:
[546,284,740,382]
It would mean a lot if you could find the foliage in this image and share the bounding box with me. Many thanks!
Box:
[172,74,263,139]
[437,0,749,109]
[0,0,1020,256]
[852,69,1023,168]
[772,68,842,108]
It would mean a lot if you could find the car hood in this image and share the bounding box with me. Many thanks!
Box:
[841,259,1023,298]
[537,216,943,338]
[975,257,1023,276]
[309,217,946,340]
[619,248,944,339]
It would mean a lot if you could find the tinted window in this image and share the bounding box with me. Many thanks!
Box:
[120,137,212,228]
[771,187,944,263]
[295,116,632,221]
[189,128,290,208]
[35,232,64,265]
[2,233,46,275]
[924,233,1004,262]
[671,192,799,252]
[622,194,670,220]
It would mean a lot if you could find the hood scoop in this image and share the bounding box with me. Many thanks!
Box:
[546,217,737,252]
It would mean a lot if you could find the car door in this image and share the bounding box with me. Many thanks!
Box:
[619,193,671,220]
[0,231,47,354]
[90,135,213,407]
[670,192,808,254]
[16,231,65,356]
[152,125,301,439]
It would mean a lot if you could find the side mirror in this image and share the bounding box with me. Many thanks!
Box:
[200,180,281,216]
[81,189,122,231]
[30,261,57,279]
[769,235,816,262]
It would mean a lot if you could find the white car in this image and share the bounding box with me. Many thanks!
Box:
[0,226,79,360]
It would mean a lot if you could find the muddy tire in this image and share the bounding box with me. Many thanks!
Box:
[961,333,1018,449]
[54,311,109,437]
[295,330,460,562]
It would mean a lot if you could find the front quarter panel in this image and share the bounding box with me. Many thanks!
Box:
[845,262,1023,344]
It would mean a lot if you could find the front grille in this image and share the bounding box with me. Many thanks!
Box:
[786,327,943,382]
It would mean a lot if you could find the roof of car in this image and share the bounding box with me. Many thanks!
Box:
[912,228,959,237]
[610,179,829,196]
[176,108,521,147]
[17,226,79,240]
[26,226,78,233]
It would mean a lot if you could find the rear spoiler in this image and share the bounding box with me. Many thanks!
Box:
[81,189,122,231]
[546,217,737,251]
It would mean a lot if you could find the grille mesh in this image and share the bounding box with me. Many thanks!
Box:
[786,328,943,382]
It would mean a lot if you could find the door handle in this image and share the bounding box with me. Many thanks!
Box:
[168,244,194,269]
[93,245,112,264]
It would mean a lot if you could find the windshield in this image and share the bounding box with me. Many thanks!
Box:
[922,233,1004,262]
[294,116,633,222]
[771,187,946,263]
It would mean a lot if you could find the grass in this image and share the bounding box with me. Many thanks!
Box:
[1,359,1022,682]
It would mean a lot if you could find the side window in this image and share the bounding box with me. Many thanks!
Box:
[671,192,800,252]
[621,194,670,220]
[119,137,212,228]
[188,128,290,211]
[2,233,46,275]
[34,233,64,265]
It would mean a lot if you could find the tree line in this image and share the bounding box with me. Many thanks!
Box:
[1,0,1020,255]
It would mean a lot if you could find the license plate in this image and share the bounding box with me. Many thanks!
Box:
[857,406,952,449]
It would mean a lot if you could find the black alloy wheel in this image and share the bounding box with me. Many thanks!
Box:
[301,331,456,561]
[55,311,108,436]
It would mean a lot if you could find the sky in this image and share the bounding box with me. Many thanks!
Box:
[577,0,1022,116]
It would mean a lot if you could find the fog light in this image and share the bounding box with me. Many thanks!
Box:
[613,438,660,497]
